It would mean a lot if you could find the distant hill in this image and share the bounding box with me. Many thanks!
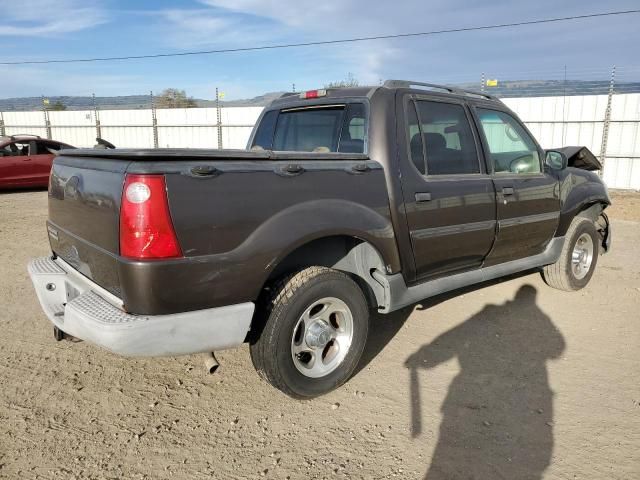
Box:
[460,79,640,98]
[1,80,639,112]
[0,91,286,112]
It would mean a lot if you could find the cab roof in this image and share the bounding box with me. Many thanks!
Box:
[268,80,502,109]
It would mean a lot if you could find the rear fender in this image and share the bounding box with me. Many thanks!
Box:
[260,199,400,278]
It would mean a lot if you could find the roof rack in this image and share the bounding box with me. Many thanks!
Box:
[383,80,497,100]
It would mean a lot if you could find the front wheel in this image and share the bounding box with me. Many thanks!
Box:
[250,267,369,399]
[542,217,599,291]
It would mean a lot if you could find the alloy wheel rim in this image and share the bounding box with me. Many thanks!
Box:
[571,232,594,280]
[290,297,354,378]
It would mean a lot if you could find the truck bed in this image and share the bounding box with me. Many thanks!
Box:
[47,149,398,315]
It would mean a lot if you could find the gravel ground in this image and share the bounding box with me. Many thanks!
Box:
[0,189,638,480]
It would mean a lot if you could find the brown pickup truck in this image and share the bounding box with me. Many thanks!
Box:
[28,81,611,398]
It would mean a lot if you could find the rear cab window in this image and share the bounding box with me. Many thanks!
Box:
[252,103,367,154]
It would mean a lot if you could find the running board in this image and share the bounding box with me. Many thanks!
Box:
[372,236,565,313]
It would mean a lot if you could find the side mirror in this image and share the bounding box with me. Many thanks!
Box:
[545,150,568,170]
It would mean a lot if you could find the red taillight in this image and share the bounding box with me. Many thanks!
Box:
[119,174,182,259]
[299,89,327,99]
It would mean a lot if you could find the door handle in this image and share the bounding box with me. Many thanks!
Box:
[502,187,515,196]
[415,192,432,202]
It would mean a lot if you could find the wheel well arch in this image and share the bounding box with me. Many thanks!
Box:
[262,235,387,309]
[557,198,610,237]
[576,201,607,220]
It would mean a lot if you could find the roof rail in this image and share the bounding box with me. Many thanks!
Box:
[10,134,41,140]
[383,80,497,100]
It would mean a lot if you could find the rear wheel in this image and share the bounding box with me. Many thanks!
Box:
[542,217,599,291]
[250,266,369,399]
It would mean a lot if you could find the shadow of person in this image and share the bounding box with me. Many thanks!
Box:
[405,285,565,480]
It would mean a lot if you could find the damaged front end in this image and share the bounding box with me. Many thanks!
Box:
[579,204,612,254]
[596,211,612,253]
[550,146,603,171]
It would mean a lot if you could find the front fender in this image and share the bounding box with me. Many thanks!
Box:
[555,168,611,237]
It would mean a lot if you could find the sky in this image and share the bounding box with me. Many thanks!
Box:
[0,0,639,100]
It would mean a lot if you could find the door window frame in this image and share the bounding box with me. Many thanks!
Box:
[470,104,546,177]
[403,94,488,178]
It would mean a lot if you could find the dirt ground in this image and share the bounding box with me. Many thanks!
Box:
[607,190,640,223]
[0,189,638,480]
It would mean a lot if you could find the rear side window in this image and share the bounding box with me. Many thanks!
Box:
[338,103,366,153]
[35,141,60,154]
[251,110,278,150]
[414,101,479,175]
[407,102,425,174]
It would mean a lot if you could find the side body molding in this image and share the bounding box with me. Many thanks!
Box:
[373,236,565,313]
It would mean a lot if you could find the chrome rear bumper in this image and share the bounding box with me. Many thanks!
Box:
[28,256,254,357]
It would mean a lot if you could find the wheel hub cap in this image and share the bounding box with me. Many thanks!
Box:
[571,232,594,280]
[305,320,332,349]
[290,297,354,379]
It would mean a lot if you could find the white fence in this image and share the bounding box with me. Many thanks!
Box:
[0,107,263,151]
[1,95,639,190]
[503,94,640,190]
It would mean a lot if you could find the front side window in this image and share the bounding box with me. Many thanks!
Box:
[477,109,541,174]
[0,142,28,156]
[411,100,480,175]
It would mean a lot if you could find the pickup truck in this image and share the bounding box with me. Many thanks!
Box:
[28,81,611,399]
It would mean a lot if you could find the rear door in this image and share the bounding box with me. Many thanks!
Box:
[27,140,55,185]
[473,107,560,266]
[399,95,497,281]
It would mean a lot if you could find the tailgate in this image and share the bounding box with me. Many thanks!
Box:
[47,155,129,297]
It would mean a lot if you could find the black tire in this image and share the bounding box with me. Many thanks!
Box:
[250,266,369,399]
[542,217,599,291]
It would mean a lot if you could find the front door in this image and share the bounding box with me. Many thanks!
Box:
[399,96,497,281]
[473,107,560,266]
[0,141,30,186]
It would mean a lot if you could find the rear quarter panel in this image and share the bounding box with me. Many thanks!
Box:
[119,159,400,314]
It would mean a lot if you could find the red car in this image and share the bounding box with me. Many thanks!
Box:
[0,135,74,189]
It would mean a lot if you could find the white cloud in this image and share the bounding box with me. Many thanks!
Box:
[0,0,107,36]
[177,0,517,86]
[0,65,145,97]
[156,8,278,49]
[158,0,420,84]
